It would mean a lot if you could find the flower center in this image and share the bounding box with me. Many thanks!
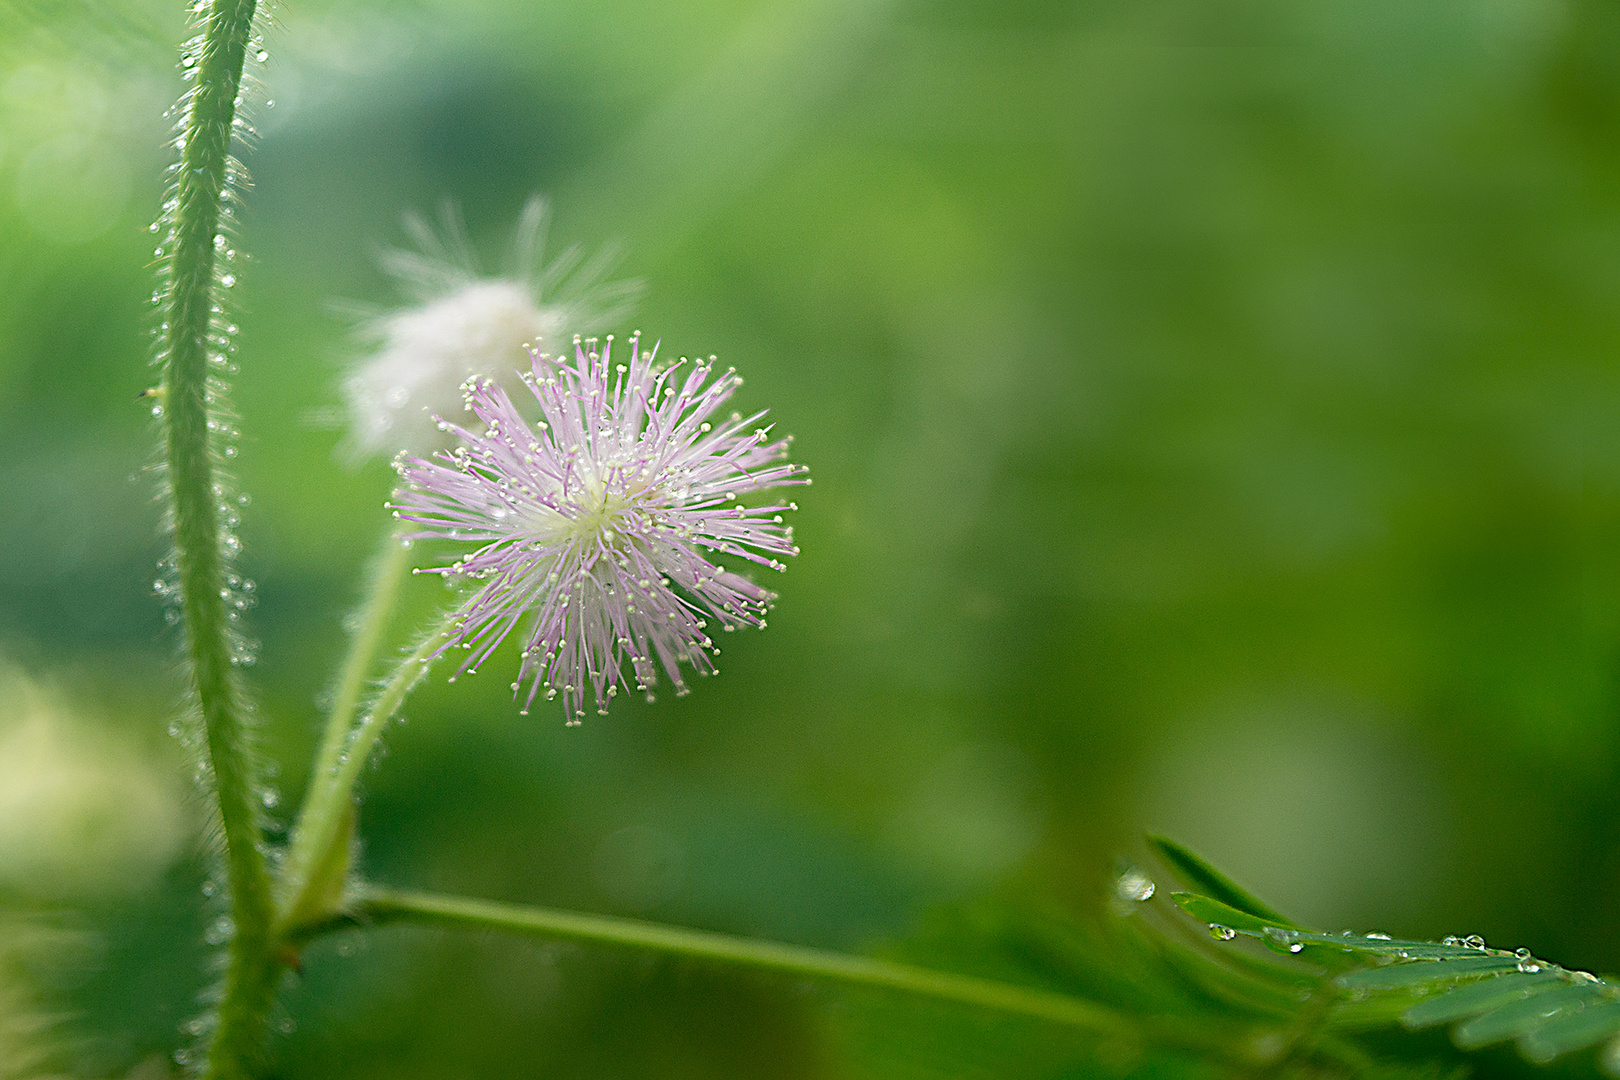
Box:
[520,475,646,554]
[570,488,632,543]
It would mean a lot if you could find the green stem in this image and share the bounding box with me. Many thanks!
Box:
[278,612,457,931]
[346,883,1126,1032]
[291,528,413,848]
[281,531,414,919]
[156,0,270,1076]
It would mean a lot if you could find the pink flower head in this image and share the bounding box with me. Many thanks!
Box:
[391,333,807,722]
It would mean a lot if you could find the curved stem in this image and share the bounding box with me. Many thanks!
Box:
[278,612,457,931]
[156,0,270,1075]
[344,883,1125,1032]
[300,530,414,830]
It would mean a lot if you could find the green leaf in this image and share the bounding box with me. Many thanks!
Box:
[1255,929,1499,961]
[1334,955,1520,991]
[844,838,1620,1078]
[1453,983,1607,1049]
[1519,999,1620,1063]
[1149,836,1295,927]
[1169,893,1308,936]
[1402,971,1561,1028]
[1159,838,1620,1073]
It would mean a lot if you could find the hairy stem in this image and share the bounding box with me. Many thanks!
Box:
[296,528,413,831]
[156,0,270,1075]
[344,883,1125,1032]
[278,612,457,931]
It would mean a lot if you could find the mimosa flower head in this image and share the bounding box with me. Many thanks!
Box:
[391,334,807,721]
[341,197,637,460]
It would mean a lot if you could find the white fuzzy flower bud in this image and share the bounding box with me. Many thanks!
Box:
[344,279,563,458]
[339,197,637,461]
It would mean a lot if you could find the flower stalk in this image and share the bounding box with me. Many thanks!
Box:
[304,530,415,814]
[278,613,457,933]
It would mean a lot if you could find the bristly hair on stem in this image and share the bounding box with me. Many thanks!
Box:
[150,0,280,1075]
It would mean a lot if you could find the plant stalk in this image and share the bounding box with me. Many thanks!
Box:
[275,529,413,930]
[278,612,457,931]
[308,531,414,792]
[156,0,271,1075]
[345,883,1126,1032]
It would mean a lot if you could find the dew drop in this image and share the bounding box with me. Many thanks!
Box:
[1115,869,1155,903]
[1210,924,1236,941]
[1261,926,1302,952]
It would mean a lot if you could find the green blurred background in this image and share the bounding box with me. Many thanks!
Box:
[4,0,1620,1075]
